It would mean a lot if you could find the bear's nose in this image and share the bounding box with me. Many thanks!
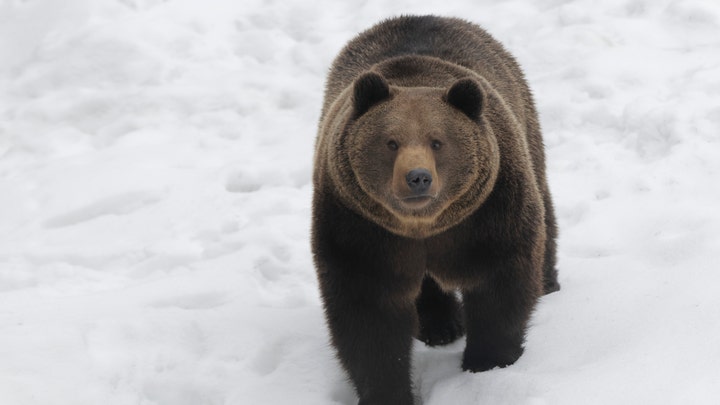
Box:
[406,168,433,194]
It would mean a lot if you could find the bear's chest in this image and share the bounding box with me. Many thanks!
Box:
[422,233,491,290]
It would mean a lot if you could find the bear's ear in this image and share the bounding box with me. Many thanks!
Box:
[353,72,390,118]
[446,78,483,120]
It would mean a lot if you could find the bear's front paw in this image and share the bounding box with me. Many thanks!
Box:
[461,346,523,373]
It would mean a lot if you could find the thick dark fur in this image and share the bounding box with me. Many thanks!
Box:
[313,16,559,405]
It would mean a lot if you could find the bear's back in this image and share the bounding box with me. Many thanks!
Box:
[322,16,532,122]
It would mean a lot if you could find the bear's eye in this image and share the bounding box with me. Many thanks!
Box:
[431,140,442,151]
[387,140,399,151]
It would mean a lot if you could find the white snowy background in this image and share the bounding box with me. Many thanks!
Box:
[1,0,719,403]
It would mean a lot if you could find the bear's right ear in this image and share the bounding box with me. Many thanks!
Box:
[353,72,390,118]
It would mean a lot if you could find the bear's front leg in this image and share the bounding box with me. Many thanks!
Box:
[461,253,542,372]
[313,204,426,405]
[326,285,417,405]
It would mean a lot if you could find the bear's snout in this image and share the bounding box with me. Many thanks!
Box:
[391,145,440,205]
[406,168,433,195]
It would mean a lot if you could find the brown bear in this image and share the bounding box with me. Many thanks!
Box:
[312,15,559,405]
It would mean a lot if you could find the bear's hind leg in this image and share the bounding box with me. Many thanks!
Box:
[542,190,561,294]
[543,262,560,295]
[415,276,465,346]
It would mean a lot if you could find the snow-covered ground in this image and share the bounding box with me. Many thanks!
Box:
[1,0,719,403]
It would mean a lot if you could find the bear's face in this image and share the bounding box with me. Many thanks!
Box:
[340,72,499,237]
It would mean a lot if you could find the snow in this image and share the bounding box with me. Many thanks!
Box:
[1,0,719,403]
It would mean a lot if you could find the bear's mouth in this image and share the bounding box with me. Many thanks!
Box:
[402,194,434,201]
[399,194,436,207]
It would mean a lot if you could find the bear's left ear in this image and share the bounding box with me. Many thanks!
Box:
[445,78,483,120]
[353,72,390,118]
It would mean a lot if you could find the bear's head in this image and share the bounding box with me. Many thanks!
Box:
[328,71,500,239]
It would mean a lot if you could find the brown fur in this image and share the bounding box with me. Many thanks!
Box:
[312,16,559,405]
